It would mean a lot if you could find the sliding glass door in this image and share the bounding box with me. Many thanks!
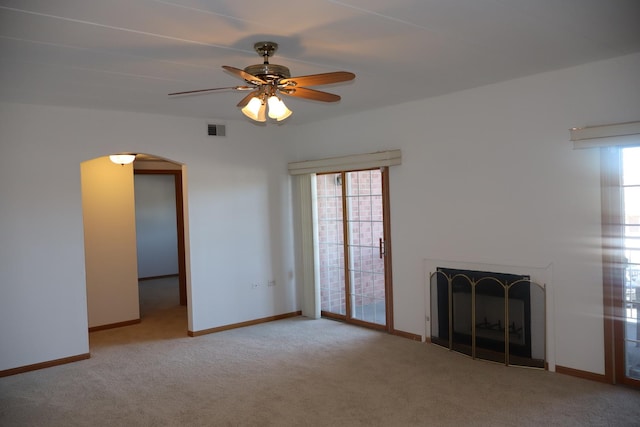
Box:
[316,168,392,330]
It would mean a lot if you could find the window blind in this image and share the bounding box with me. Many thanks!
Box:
[288,149,401,175]
[571,121,640,149]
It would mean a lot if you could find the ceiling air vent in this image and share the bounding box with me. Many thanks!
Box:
[208,124,226,137]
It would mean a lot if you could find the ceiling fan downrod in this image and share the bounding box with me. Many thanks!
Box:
[254,41,278,64]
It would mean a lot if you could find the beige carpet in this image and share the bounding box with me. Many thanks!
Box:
[1,279,639,426]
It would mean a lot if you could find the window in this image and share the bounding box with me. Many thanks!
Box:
[621,147,640,381]
[602,145,640,385]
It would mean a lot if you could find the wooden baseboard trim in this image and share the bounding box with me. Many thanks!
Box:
[392,329,423,341]
[89,318,141,333]
[555,364,610,384]
[138,274,179,281]
[188,311,302,337]
[0,353,90,378]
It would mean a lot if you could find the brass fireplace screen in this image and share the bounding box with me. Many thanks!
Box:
[430,268,546,369]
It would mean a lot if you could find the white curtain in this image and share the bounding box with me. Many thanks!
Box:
[288,149,401,175]
[294,174,320,319]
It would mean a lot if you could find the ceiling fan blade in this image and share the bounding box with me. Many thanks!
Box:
[222,65,267,85]
[280,71,355,87]
[280,87,341,102]
[237,90,260,108]
[168,86,251,96]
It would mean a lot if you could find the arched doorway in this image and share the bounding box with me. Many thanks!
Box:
[80,153,189,336]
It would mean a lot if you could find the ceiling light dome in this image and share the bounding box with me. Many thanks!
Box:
[109,154,136,165]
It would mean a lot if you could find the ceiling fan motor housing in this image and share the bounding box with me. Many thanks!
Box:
[243,63,291,82]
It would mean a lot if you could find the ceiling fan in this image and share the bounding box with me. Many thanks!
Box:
[169,41,355,122]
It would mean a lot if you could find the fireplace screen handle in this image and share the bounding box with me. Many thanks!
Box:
[379,238,385,259]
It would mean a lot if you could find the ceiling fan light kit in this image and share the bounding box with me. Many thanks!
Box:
[169,41,355,123]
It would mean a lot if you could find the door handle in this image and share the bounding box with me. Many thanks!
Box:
[379,238,385,259]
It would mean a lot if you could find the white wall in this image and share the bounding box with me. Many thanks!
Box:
[285,53,640,375]
[81,156,140,328]
[0,104,297,371]
[0,109,90,370]
[134,174,179,278]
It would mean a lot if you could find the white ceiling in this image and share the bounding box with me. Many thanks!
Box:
[1,0,639,125]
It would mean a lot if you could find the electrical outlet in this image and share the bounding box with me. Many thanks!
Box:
[268,280,276,287]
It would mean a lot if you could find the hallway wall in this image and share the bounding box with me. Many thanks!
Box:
[81,156,139,328]
[134,173,179,279]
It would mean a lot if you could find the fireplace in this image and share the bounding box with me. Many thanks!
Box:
[430,267,545,368]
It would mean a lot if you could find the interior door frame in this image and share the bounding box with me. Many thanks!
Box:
[134,169,187,306]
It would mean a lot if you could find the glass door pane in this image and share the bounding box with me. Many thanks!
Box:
[317,173,346,316]
[346,170,386,326]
